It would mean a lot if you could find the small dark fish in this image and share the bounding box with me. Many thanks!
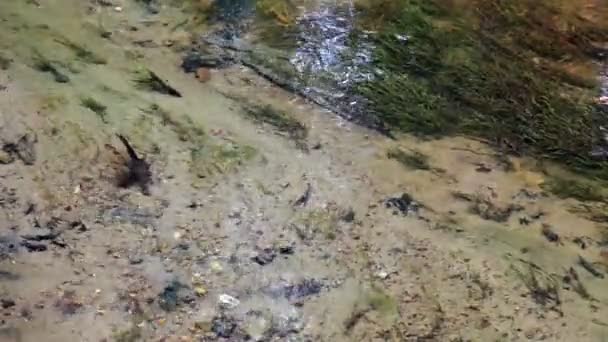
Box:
[116,134,152,195]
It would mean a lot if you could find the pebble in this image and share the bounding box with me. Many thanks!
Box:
[114,6,122,12]
[218,294,239,309]
[196,68,211,83]
[375,271,389,279]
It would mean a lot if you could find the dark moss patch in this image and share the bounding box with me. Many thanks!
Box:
[360,0,608,179]
[80,97,108,123]
[387,147,430,170]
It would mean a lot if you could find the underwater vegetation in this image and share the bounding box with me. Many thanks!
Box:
[358,0,608,182]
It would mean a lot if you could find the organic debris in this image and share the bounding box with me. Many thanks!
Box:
[578,255,604,279]
[293,183,312,207]
[133,69,182,97]
[564,267,591,300]
[21,231,66,248]
[80,97,108,123]
[116,134,152,195]
[512,260,562,315]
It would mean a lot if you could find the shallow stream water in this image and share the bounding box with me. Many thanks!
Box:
[0,1,608,341]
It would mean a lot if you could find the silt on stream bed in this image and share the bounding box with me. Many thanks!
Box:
[1,0,608,341]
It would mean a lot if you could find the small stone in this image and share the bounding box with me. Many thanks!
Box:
[114,6,122,12]
[195,68,211,83]
[375,271,389,279]
[218,294,239,309]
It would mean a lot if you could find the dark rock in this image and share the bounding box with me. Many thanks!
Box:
[20,240,47,252]
[278,245,294,255]
[1,299,15,309]
[541,225,560,243]
[212,315,237,338]
[340,208,355,222]
[252,248,276,266]
[129,255,144,265]
[385,193,419,215]
[158,280,190,312]
[180,51,233,72]
[264,279,323,302]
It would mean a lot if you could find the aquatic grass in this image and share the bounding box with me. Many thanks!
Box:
[32,53,70,83]
[80,96,108,123]
[140,104,205,143]
[190,143,257,179]
[387,147,430,170]
[133,69,182,97]
[244,104,308,148]
[54,38,107,65]
[542,176,607,202]
[360,0,608,185]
